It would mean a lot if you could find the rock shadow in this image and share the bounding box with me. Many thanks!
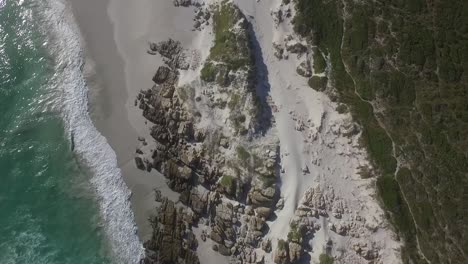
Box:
[247,22,273,135]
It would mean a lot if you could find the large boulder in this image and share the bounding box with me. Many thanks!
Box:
[153,66,171,84]
[288,242,303,262]
[135,157,146,170]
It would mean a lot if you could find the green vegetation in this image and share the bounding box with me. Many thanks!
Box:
[336,104,348,114]
[201,2,252,83]
[287,222,303,243]
[277,239,288,251]
[293,0,468,262]
[319,253,334,264]
[258,175,276,188]
[200,62,217,82]
[220,175,235,189]
[236,145,250,161]
[308,76,328,91]
[228,93,241,110]
[312,47,327,74]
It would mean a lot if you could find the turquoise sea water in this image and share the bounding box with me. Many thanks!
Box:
[0,1,114,263]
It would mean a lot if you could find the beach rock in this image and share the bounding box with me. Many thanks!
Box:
[212,244,218,251]
[218,244,231,256]
[154,189,163,202]
[274,241,290,264]
[173,0,191,7]
[261,239,272,253]
[286,42,307,54]
[249,187,275,208]
[210,230,224,244]
[276,197,285,210]
[288,242,303,262]
[219,138,229,148]
[255,207,272,219]
[142,198,200,264]
[273,43,284,60]
[190,188,208,215]
[296,60,312,77]
[152,66,171,84]
[135,157,146,170]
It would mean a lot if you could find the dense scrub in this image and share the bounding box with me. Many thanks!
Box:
[294,0,468,262]
[200,2,252,83]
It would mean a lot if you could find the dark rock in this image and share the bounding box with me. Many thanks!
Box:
[210,230,224,244]
[173,0,191,7]
[135,157,146,170]
[274,240,290,264]
[152,66,171,84]
[286,42,307,54]
[142,198,200,264]
[218,244,231,256]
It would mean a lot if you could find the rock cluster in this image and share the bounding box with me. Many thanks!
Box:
[193,5,210,31]
[139,33,280,262]
[138,3,285,263]
[148,39,189,70]
[142,198,199,264]
[173,0,191,7]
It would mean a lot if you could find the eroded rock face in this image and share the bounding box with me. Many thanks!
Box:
[152,66,172,84]
[142,198,200,264]
[274,241,290,264]
[288,242,302,263]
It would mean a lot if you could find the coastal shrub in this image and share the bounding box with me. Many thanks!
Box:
[209,2,250,71]
[287,222,303,243]
[312,48,327,74]
[308,76,328,91]
[228,93,241,109]
[201,62,217,82]
[236,145,250,161]
[277,239,288,251]
[319,253,334,264]
[220,175,234,188]
[294,0,468,261]
[259,175,276,188]
[336,104,348,114]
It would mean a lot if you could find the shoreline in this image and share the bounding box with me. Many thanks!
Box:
[67,0,170,242]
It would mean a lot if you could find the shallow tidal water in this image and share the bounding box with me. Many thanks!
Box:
[0,1,117,263]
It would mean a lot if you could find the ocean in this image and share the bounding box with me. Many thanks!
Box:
[0,0,143,263]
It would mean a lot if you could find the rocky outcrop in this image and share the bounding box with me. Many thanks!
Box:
[139,3,281,263]
[142,198,199,264]
[173,0,191,7]
[148,38,189,70]
[274,240,290,264]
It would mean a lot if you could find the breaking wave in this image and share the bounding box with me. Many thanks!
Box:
[36,0,145,262]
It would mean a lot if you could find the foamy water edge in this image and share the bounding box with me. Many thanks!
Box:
[37,0,145,262]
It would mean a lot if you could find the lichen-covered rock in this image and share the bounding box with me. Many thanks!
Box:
[288,242,303,262]
[142,198,200,264]
[274,240,290,264]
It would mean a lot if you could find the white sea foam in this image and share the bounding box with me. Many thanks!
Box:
[36,0,145,263]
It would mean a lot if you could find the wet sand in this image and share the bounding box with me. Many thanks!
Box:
[67,0,182,241]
